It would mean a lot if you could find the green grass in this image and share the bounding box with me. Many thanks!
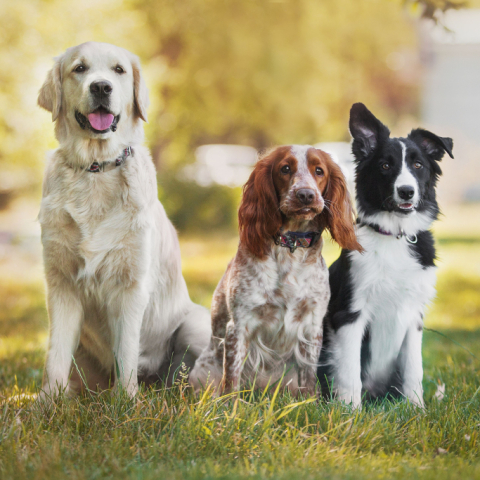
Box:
[1,233,480,479]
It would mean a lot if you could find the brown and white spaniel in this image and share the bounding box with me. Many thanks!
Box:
[189,145,362,396]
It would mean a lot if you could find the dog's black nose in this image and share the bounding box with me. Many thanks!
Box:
[90,81,113,96]
[397,185,415,200]
[296,188,315,205]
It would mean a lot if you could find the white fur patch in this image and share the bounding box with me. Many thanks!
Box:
[357,208,434,237]
[393,140,419,206]
[290,145,317,191]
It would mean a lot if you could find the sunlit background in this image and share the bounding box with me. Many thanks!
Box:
[0,0,479,375]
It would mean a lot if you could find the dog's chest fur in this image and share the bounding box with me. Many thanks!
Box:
[229,244,329,369]
[349,226,436,381]
[40,150,154,291]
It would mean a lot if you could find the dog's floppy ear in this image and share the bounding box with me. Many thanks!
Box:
[408,128,454,166]
[320,154,363,252]
[238,151,282,259]
[349,103,390,160]
[129,53,149,122]
[38,57,62,122]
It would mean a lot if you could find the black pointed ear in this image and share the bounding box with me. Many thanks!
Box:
[349,103,390,159]
[408,128,454,161]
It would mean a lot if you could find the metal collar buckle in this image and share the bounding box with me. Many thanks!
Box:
[399,230,418,244]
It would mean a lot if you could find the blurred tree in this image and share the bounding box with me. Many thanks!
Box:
[405,0,467,21]
[0,0,471,229]
[132,0,420,170]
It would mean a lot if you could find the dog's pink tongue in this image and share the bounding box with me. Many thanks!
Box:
[88,112,114,131]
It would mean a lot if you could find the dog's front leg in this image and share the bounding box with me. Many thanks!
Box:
[298,321,324,397]
[399,320,424,407]
[42,279,83,399]
[330,315,366,408]
[221,320,248,394]
[108,286,149,397]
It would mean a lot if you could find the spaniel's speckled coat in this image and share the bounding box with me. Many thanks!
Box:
[190,145,361,395]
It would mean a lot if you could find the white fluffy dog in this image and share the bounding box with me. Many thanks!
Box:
[37,42,211,398]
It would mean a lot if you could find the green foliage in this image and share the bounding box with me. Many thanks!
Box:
[134,0,419,168]
[0,280,46,340]
[1,0,471,228]
[430,272,480,330]
[158,172,241,233]
[0,0,420,203]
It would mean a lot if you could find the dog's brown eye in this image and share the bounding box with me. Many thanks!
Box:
[315,167,324,176]
[414,162,423,169]
[281,165,291,174]
[114,65,125,74]
[74,65,86,73]
[382,163,390,170]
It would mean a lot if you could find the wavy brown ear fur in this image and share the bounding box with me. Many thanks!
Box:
[320,157,362,252]
[238,153,282,259]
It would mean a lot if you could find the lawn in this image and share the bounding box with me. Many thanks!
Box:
[1,207,480,479]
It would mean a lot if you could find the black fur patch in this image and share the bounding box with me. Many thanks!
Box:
[408,230,436,269]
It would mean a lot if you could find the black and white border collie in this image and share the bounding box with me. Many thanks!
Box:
[318,103,453,408]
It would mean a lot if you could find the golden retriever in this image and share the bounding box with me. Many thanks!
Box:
[37,42,211,398]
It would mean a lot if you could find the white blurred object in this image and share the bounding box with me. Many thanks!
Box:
[183,142,357,195]
[426,9,480,45]
[183,144,258,187]
[422,10,480,144]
